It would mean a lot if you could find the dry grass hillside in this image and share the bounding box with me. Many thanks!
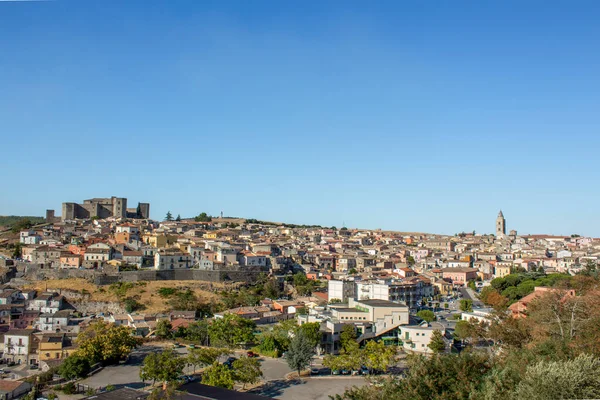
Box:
[23,278,224,314]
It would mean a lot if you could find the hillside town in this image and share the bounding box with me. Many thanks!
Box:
[0,199,598,399]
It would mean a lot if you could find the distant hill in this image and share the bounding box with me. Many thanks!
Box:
[0,215,45,229]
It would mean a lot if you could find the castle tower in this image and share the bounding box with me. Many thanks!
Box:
[496,210,506,236]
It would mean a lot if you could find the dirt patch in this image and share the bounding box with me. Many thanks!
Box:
[22,278,223,314]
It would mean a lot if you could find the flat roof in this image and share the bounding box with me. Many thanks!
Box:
[334,308,368,313]
[357,299,407,308]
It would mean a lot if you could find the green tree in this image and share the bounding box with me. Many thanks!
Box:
[339,324,357,353]
[168,289,202,311]
[285,330,315,377]
[140,349,185,386]
[258,334,277,353]
[175,214,181,222]
[362,340,396,373]
[195,212,212,222]
[263,279,281,299]
[232,356,263,389]
[271,319,298,352]
[348,268,358,275]
[416,310,436,323]
[184,320,209,344]
[12,242,23,259]
[58,354,91,380]
[209,313,256,347]
[407,256,416,266]
[155,319,173,339]
[323,352,360,372]
[513,354,600,400]
[123,297,144,313]
[468,281,477,291]
[187,347,228,372]
[10,218,33,233]
[454,320,476,344]
[77,321,139,365]
[202,362,235,389]
[293,272,308,287]
[298,322,321,348]
[428,330,446,354]
[459,299,473,312]
[165,211,173,221]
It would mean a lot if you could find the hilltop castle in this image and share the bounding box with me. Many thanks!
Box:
[59,196,150,221]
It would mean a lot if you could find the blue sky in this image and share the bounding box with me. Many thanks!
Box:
[1,0,599,236]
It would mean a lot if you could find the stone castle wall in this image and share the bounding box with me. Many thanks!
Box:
[16,261,262,285]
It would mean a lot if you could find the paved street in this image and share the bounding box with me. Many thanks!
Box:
[460,288,484,308]
[250,377,368,400]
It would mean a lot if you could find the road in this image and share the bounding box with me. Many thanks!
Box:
[459,288,484,308]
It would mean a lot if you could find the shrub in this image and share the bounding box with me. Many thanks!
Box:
[62,382,76,394]
[158,287,178,297]
[123,297,144,313]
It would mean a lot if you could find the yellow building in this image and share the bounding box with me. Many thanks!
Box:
[142,233,177,248]
[494,265,511,278]
[203,231,222,239]
[38,333,77,361]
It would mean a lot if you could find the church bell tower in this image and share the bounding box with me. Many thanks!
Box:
[496,210,506,236]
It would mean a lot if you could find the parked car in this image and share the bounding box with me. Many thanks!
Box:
[360,366,370,375]
[310,367,320,375]
[246,351,258,358]
[332,369,341,375]
[187,344,196,349]
[29,364,39,370]
[341,369,350,375]
[223,357,237,369]
[172,343,183,349]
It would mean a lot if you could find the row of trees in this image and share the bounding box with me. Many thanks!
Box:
[165,211,213,222]
[139,347,262,390]
[155,314,256,347]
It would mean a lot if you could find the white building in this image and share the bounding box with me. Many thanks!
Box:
[20,230,41,245]
[4,329,35,365]
[328,280,356,303]
[356,279,434,309]
[239,252,267,267]
[398,321,446,354]
[461,308,493,324]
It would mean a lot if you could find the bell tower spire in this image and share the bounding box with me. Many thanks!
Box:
[496,210,506,236]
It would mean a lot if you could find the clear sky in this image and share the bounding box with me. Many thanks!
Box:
[1,0,599,236]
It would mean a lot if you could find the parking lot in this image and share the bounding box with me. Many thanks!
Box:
[250,377,368,400]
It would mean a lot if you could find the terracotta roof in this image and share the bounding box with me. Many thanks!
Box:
[0,379,27,392]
